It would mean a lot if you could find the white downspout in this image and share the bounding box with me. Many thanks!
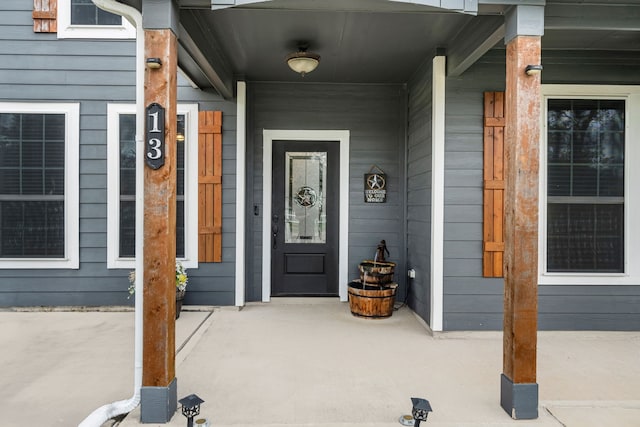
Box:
[79,1,144,426]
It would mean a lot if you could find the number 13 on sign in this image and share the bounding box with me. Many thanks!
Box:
[145,103,165,170]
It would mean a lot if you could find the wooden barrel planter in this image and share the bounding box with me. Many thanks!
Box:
[359,261,396,285]
[348,280,398,319]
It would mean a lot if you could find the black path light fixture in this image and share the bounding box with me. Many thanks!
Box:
[179,394,205,427]
[525,64,543,76]
[411,397,432,426]
[146,57,162,69]
[286,42,320,77]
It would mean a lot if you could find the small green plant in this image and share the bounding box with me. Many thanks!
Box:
[128,260,188,297]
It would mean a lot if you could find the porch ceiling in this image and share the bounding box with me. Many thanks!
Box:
[169,0,640,97]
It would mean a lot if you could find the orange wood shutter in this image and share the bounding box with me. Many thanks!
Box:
[483,92,506,277]
[33,0,57,33]
[198,111,223,262]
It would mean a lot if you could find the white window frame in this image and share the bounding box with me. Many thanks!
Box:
[107,103,199,269]
[57,0,135,39]
[539,85,640,285]
[0,102,80,269]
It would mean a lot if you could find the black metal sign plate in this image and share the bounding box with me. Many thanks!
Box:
[145,103,165,170]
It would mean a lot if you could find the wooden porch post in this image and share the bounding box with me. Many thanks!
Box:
[141,27,179,422]
[501,5,543,420]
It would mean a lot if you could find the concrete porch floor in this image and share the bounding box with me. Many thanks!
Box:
[1,299,639,426]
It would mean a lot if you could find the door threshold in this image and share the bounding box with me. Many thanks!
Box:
[267,297,340,305]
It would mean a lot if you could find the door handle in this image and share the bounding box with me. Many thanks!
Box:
[272,215,279,249]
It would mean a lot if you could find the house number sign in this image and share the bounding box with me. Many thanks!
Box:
[145,103,165,170]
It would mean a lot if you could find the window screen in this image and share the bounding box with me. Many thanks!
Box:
[546,99,625,272]
[0,113,65,258]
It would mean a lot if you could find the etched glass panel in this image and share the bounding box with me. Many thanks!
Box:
[284,152,326,244]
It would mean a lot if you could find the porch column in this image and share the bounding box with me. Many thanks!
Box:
[501,5,543,420]
[141,0,179,422]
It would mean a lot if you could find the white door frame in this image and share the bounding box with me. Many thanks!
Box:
[262,130,350,302]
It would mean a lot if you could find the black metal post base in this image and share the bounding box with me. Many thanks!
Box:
[140,377,177,423]
[500,373,538,419]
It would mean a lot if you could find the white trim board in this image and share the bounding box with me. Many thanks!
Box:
[235,82,247,307]
[430,56,446,332]
[262,130,350,302]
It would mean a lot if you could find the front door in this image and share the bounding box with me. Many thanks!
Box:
[271,141,339,296]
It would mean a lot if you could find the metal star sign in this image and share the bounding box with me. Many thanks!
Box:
[367,173,385,190]
[364,172,387,203]
[294,186,317,207]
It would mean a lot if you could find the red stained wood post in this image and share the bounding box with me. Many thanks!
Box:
[141,28,178,421]
[501,34,541,419]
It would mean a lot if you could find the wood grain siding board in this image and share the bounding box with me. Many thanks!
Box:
[539,295,640,314]
[445,314,504,330]
[538,315,640,331]
[444,277,504,293]
[444,205,481,223]
[1,70,135,86]
[445,187,483,205]
[446,151,483,169]
[5,55,135,71]
[445,294,505,312]
[445,241,482,259]
[0,40,134,55]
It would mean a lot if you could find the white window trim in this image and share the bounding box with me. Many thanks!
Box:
[107,103,199,270]
[0,102,80,269]
[57,0,136,39]
[539,85,640,285]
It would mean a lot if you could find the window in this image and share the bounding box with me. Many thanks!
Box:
[107,104,198,269]
[57,0,135,39]
[71,0,121,25]
[540,86,640,285]
[0,103,79,269]
[546,99,625,272]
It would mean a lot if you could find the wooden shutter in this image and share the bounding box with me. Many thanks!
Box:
[198,111,223,262]
[483,92,505,277]
[33,0,57,33]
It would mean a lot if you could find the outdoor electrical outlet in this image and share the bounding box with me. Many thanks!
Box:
[408,268,416,278]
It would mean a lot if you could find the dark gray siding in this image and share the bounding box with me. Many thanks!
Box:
[406,59,433,324]
[442,49,640,330]
[247,82,407,302]
[0,1,236,306]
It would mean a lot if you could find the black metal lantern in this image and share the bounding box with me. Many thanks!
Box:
[179,394,205,427]
[411,397,432,426]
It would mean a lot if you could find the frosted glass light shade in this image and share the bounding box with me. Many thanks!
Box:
[286,50,320,76]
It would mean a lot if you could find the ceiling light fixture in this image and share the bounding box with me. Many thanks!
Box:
[286,44,320,77]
